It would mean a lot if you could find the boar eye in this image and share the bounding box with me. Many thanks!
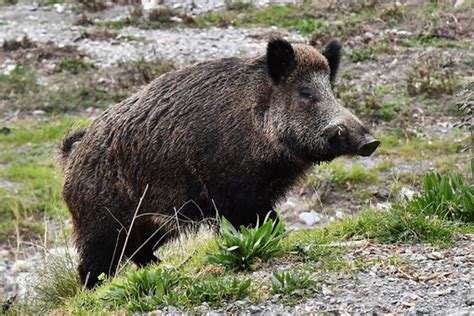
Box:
[299,89,319,102]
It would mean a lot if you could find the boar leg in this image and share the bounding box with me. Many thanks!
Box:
[77,228,122,289]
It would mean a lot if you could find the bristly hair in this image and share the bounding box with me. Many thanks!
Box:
[322,40,342,88]
[266,38,297,85]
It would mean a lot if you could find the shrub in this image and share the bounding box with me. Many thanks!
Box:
[207,214,288,270]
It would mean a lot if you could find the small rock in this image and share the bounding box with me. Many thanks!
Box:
[400,187,416,199]
[54,3,65,13]
[454,0,465,9]
[32,110,46,116]
[4,64,16,75]
[12,260,28,273]
[322,286,334,296]
[432,287,455,296]
[346,283,356,290]
[426,251,446,260]
[1,127,10,135]
[299,211,322,226]
[466,296,474,306]
[249,305,261,313]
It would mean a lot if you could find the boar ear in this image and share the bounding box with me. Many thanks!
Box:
[322,40,342,87]
[266,38,297,85]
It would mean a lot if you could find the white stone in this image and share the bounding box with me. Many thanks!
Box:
[400,187,416,199]
[54,3,65,13]
[32,110,46,116]
[455,0,465,9]
[142,0,161,10]
[4,64,16,75]
[299,211,322,226]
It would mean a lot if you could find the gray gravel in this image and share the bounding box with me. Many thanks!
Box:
[0,4,305,69]
[206,240,474,314]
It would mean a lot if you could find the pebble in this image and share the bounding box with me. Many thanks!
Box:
[399,187,416,199]
[299,211,322,226]
[32,110,46,116]
[466,296,474,306]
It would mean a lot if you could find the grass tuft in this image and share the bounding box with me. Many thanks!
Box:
[408,171,473,222]
[332,169,473,245]
[12,246,80,314]
[101,267,251,312]
[2,35,33,51]
[57,57,96,74]
[406,56,461,97]
[270,270,314,296]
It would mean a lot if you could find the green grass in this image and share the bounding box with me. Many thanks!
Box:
[0,64,38,99]
[377,131,466,160]
[13,246,80,314]
[0,0,18,5]
[402,37,472,49]
[100,1,443,37]
[308,159,380,190]
[0,64,126,113]
[335,82,406,122]
[196,4,324,35]
[58,58,96,75]
[0,117,91,241]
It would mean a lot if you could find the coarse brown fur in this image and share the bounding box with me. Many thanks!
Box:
[60,38,379,288]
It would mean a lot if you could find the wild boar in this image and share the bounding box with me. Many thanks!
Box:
[60,38,379,288]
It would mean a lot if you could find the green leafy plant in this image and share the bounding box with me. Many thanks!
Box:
[103,268,182,311]
[102,268,251,312]
[271,270,313,295]
[185,276,251,305]
[407,171,473,222]
[207,213,288,270]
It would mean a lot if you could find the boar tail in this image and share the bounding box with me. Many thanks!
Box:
[59,129,86,167]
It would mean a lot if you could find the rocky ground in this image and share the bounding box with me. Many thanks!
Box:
[0,0,472,313]
[225,238,474,314]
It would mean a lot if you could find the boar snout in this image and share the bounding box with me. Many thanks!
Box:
[357,135,380,157]
[322,122,380,158]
